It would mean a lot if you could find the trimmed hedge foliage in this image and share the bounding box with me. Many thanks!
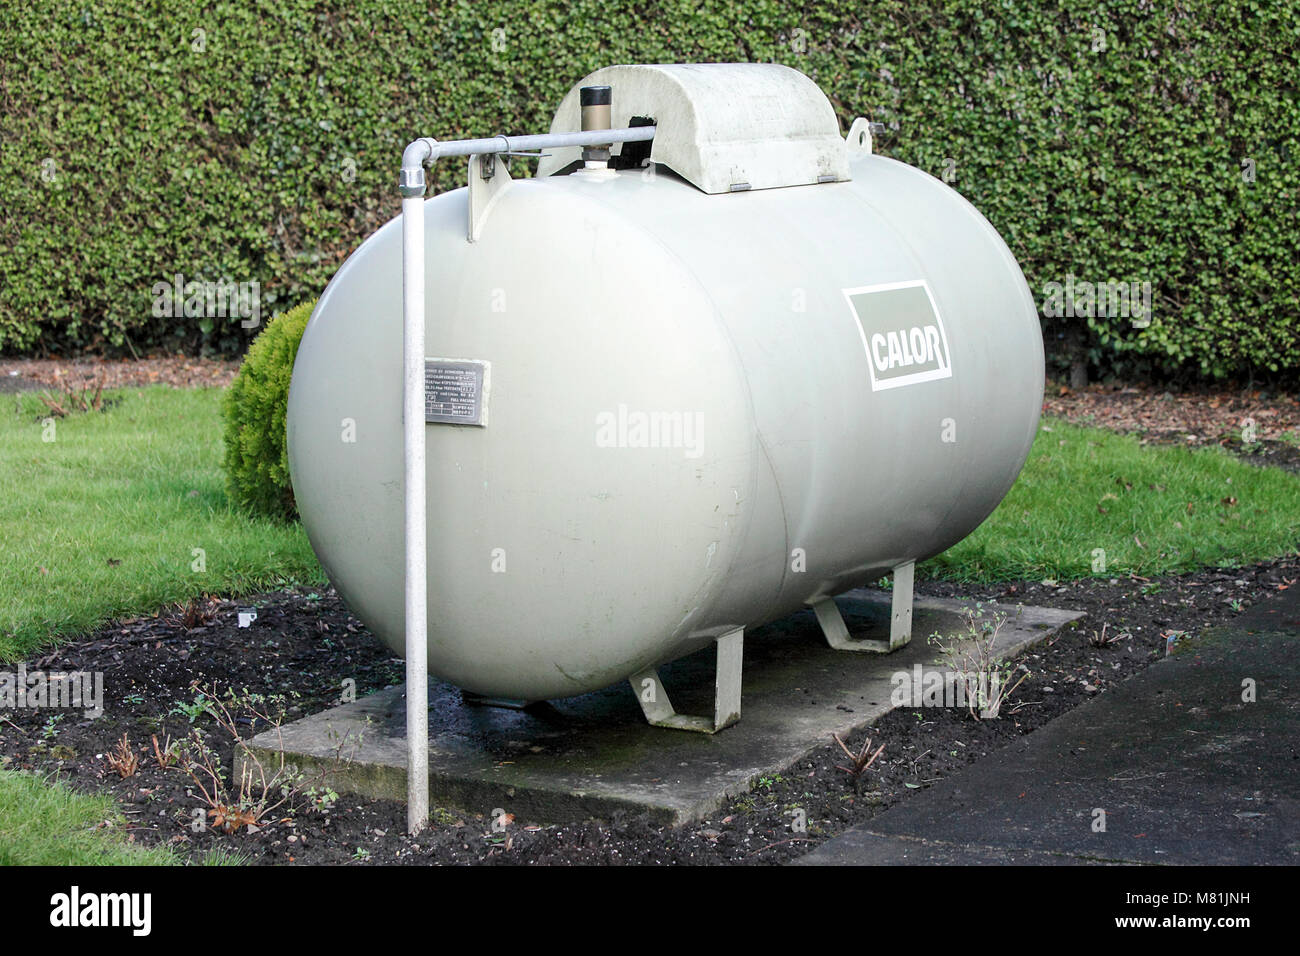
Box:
[2,1,1296,380]
[222,299,314,520]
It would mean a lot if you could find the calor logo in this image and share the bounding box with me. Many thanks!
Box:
[870,325,945,375]
[843,280,953,391]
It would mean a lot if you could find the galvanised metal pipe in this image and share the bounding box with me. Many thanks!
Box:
[402,126,655,174]
[397,123,656,834]
[400,189,428,835]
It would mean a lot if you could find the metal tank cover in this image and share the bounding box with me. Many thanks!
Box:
[287,64,1044,748]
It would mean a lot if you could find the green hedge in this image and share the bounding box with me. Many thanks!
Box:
[2,1,1296,380]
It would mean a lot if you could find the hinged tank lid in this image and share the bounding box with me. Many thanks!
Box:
[535,63,850,194]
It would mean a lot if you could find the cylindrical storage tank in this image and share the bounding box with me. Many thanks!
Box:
[287,64,1043,702]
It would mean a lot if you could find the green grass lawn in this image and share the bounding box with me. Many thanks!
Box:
[1,386,325,662]
[927,420,1300,582]
[0,769,177,864]
[0,769,248,865]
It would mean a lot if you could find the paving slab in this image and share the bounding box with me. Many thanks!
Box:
[244,589,1082,825]
[798,586,1300,865]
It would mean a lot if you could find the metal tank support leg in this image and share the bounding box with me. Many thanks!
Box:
[629,628,744,733]
[889,561,915,649]
[810,560,915,653]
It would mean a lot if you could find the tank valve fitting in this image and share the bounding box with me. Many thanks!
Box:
[580,85,612,169]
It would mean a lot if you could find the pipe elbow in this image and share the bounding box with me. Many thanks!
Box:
[399,138,439,197]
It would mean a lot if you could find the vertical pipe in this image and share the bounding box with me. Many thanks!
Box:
[391,124,656,834]
[401,192,429,835]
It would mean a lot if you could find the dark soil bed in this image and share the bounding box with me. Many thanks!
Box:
[4,556,1297,866]
[1043,381,1300,473]
[1217,436,1300,474]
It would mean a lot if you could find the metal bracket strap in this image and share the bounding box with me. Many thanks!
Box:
[468,153,512,241]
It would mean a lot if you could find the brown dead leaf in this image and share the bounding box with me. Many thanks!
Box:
[209,806,259,833]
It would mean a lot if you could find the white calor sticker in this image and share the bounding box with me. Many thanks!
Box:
[843,280,953,391]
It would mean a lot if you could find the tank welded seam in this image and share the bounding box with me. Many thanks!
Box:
[929,172,1046,484]
[754,427,793,620]
[861,159,1043,540]
[844,161,975,546]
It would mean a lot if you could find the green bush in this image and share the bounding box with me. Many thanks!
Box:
[1,1,1296,381]
[222,300,314,520]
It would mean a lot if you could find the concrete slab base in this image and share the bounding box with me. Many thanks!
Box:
[242,589,1084,825]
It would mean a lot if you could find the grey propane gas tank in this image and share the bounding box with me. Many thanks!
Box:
[286,63,1043,705]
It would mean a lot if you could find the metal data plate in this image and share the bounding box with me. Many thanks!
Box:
[424,358,489,426]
